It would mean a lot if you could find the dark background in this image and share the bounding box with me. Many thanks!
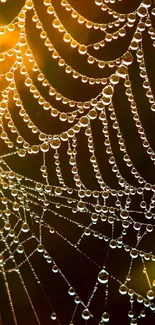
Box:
[0,0,155,324]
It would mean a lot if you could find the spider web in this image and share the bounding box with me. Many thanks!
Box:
[0,0,155,324]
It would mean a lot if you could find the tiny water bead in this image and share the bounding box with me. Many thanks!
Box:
[101,312,110,322]
[128,310,134,318]
[17,244,24,253]
[119,284,128,295]
[50,312,57,320]
[37,244,44,253]
[102,85,114,98]
[68,287,76,296]
[147,290,155,300]
[21,222,30,232]
[130,249,138,259]
[98,269,109,284]
[122,51,133,66]
[74,295,81,304]
[79,116,89,127]
[78,45,87,55]
[116,65,128,78]
[81,309,91,320]
[120,209,129,219]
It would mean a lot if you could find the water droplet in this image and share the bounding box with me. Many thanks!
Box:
[81,309,91,320]
[98,269,109,284]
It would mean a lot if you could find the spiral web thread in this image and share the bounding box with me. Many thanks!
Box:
[0,0,155,324]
